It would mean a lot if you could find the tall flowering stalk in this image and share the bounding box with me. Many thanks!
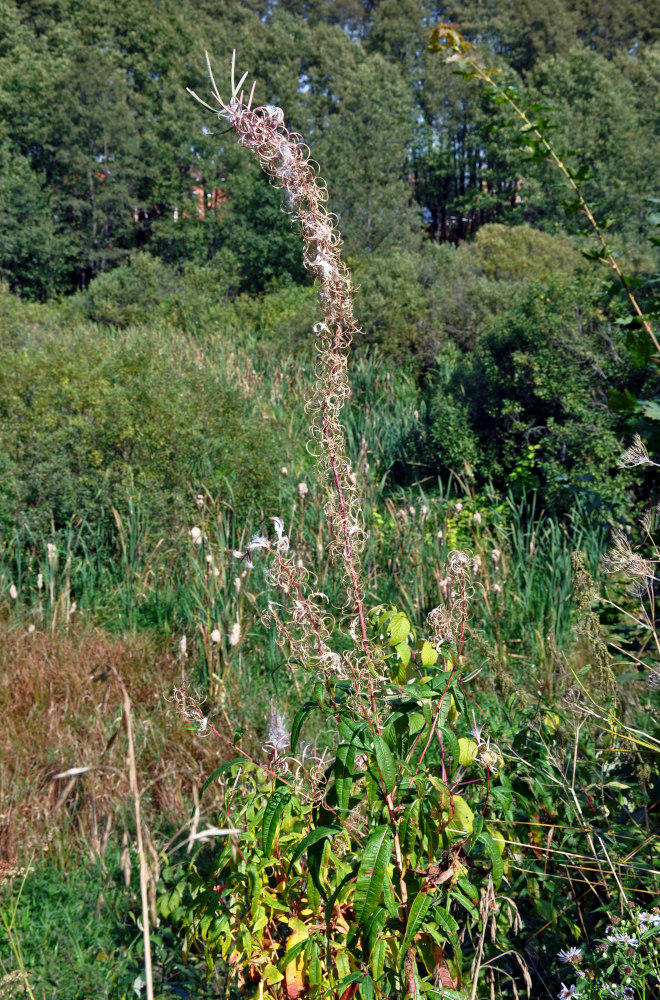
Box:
[189,55,369,660]
[174,54,514,1000]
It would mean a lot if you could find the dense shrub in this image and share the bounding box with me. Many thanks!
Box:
[428,279,629,509]
[352,224,585,360]
[0,320,281,537]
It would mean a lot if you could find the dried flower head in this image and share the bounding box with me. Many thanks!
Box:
[604,531,655,581]
[228,622,241,646]
[617,433,652,468]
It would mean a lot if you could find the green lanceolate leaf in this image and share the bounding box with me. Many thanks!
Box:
[399,890,432,961]
[334,742,357,814]
[363,906,388,959]
[372,734,396,794]
[401,798,421,860]
[354,825,393,925]
[262,787,291,855]
[290,702,316,755]
[370,936,386,982]
[429,905,459,950]
[478,830,504,889]
[200,758,243,797]
[325,870,355,935]
[287,826,339,874]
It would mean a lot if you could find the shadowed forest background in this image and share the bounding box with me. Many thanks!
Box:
[1,0,660,998]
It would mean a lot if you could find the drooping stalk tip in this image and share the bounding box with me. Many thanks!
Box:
[189,52,374,674]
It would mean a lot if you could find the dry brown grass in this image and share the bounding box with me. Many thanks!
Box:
[0,619,240,864]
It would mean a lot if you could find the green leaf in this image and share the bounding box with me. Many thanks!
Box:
[324,870,355,935]
[277,938,309,971]
[262,788,291,855]
[370,937,386,982]
[360,976,375,1000]
[287,826,340,874]
[478,831,504,889]
[290,702,316,755]
[437,726,460,775]
[408,712,426,736]
[388,612,411,646]
[399,890,432,960]
[363,906,388,958]
[401,799,421,860]
[394,641,411,667]
[372,734,396,794]
[307,939,322,987]
[420,641,438,666]
[429,905,459,949]
[354,825,393,925]
[200,758,243,797]
[334,742,357,814]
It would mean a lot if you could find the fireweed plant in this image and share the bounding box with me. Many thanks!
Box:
[160,54,518,1000]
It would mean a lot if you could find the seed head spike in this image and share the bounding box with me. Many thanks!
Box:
[186,87,221,115]
[204,50,221,103]
[233,71,249,102]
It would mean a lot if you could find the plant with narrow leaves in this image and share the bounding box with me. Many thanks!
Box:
[160,52,522,1000]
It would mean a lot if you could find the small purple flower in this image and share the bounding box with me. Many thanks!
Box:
[558,984,581,1000]
[557,947,583,965]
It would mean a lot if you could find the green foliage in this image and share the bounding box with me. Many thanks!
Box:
[163,598,508,999]
[428,278,629,509]
[0,311,281,536]
[0,851,219,999]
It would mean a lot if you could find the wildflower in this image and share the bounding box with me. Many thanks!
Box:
[272,516,289,553]
[606,933,638,947]
[9,584,17,600]
[558,984,581,1000]
[617,433,651,468]
[240,534,269,569]
[228,622,241,646]
[210,629,221,644]
[297,481,309,499]
[557,947,583,965]
[266,705,290,753]
[190,526,202,545]
[623,989,634,999]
